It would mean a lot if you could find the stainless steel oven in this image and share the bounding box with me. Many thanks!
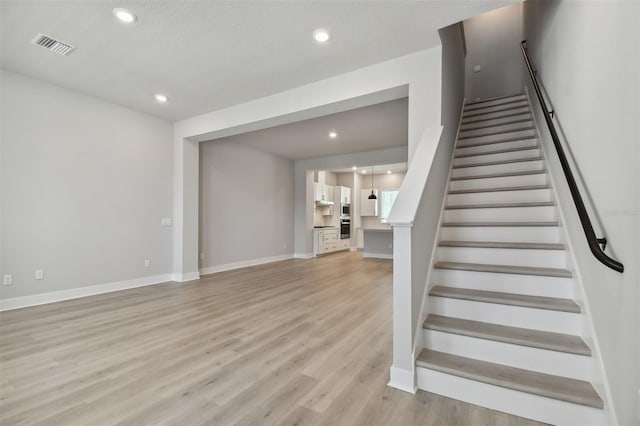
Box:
[341,203,350,217]
[340,218,350,239]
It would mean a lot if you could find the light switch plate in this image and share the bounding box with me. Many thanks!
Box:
[473,65,481,73]
[3,274,12,285]
[35,269,44,280]
[161,218,172,226]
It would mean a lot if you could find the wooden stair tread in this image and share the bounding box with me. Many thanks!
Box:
[439,240,564,250]
[445,201,555,210]
[450,169,547,181]
[465,93,525,107]
[457,136,538,149]
[458,127,536,141]
[463,102,530,118]
[434,261,572,278]
[423,314,589,355]
[429,286,580,313]
[460,118,533,132]
[455,145,539,159]
[416,349,603,408]
[442,221,559,227]
[453,157,543,169]
[448,184,550,194]
[462,110,532,125]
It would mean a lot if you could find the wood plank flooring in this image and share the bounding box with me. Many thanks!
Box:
[0,251,545,425]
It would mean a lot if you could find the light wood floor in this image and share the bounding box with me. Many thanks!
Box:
[0,251,545,426]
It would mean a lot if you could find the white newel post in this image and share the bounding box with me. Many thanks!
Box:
[388,224,417,393]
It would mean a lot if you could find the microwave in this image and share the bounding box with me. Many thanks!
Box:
[341,203,350,217]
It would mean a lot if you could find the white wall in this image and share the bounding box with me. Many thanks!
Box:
[0,70,174,307]
[173,47,442,276]
[361,173,406,230]
[387,22,467,390]
[463,2,524,100]
[199,141,293,272]
[294,147,408,257]
[522,1,639,424]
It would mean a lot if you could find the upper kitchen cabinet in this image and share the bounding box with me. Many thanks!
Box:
[360,189,379,216]
[314,183,334,203]
[339,186,351,204]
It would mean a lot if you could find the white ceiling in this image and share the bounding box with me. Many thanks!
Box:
[215,98,408,160]
[331,162,408,175]
[1,1,514,121]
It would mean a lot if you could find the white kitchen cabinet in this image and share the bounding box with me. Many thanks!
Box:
[314,183,334,203]
[339,186,351,204]
[360,189,379,216]
[314,182,322,202]
[314,229,350,255]
[322,184,334,203]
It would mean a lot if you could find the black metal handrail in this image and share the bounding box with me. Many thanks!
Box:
[520,40,624,273]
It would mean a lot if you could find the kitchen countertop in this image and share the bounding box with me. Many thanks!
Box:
[358,227,392,232]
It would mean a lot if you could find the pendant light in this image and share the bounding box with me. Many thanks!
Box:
[368,165,377,200]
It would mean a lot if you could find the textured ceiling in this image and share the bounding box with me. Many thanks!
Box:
[213,98,408,160]
[1,1,514,121]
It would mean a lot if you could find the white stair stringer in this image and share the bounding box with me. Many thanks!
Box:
[414,94,610,425]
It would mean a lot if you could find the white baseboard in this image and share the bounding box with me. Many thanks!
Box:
[172,271,200,282]
[363,252,393,259]
[0,273,174,311]
[199,254,294,275]
[388,366,417,394]
[294,253,313,259]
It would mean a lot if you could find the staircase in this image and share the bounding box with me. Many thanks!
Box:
[415,94,609,425]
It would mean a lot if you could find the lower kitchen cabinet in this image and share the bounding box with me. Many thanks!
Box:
[314,229,350,255]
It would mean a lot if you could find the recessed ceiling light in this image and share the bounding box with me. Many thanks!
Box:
[362,170,366,174]
[154,94,168,103]
[113,8,137,24]
[352,166,357,170]
[313,29,330,43]
[329,131,337,139]
[387,170,392,174]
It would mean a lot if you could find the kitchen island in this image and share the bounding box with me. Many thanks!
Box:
[359,227,393,259]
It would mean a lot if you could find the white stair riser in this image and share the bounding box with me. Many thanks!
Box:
[430,269,573,298]
[447,188,552,206]
[440,226,560,243]
[416,369,609,426]
[458,129,538,146]
[463,101,529,117]
[464,95,526,111]
[444,205,556,222]
[456,138,538,156]
[449,173,547,191]
[436,246,566,268]
[459,121,535,139]
[427,297,580,334]
[460,113,531,131]
[422,330,591,381]
[462,107,531,124]
[454,149,541,166]
[452,160,544,178]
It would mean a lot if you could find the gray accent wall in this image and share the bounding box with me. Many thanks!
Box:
[199,141,294,268]
[0,70,174,299]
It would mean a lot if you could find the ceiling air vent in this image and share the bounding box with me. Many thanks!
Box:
[31,33,75,56]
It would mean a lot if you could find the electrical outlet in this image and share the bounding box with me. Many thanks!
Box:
[283,243,287,249]
[199,253,204,260]
[3,274,13,286]
[35,269,44,280]
[388,243,393,249]
[144,259,150,268]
